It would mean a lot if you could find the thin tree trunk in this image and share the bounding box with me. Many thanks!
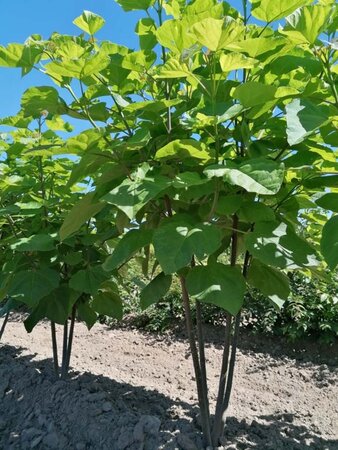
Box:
[64,306,76,375]
[61,319,69,380]
[196,301,210,423]
[0,311,10,341]
[216,251,252,442]
[179,276,212,446]
[211,312,233,444]
[219,312,241,429]
[50,321,59,378]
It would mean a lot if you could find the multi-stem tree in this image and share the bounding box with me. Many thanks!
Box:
[0,0,337,444]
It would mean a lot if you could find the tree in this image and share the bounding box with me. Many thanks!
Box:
[0,0,337,444]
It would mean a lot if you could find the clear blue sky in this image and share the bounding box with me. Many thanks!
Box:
[0,0,244,120]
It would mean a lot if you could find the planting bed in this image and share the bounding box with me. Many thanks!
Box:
[0,318,337,450]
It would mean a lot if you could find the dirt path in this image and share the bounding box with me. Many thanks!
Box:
[0,318,337,449]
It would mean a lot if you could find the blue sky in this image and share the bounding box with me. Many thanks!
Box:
[0,0,244,121]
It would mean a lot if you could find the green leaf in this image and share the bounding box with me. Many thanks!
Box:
[156,19,196,54]
[136,18,157,50]
[156,59,191,79]
[103,229,153,271]
[286,99,330,146]
[186,263,246,315]
[69,266,108,295]
[11,234,55,252]
[316,193,338,212]
[45,286,79,324]
[155,139,213,163]
[153,218,222,274]
[247,258,290,306]
[103,169,170,219]
[191,17,244,51]
[92,286,123,320]
[282,5,333,44]
[45,52,110,80]
[216,195,243,216]
[140,272,172,310]
[60,193,105,241]
[0,43,41,69]
[24,286,79,332]
[238,202,275,222]
[21,86,65,118]
[227,36,286,59]
[205,159,285,195]
[321,215,338,270]
[9,268,59,307]
[232,82,277,107]
[77,302,97,330]
[245,221,319,269]
[220,53,258,72]
[115,0,155,12]
[251,0,312,22]
[73,11,105,35]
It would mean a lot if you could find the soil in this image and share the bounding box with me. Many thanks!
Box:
[0,317,337,450]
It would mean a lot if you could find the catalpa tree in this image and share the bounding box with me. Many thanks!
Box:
[0,0,337,445]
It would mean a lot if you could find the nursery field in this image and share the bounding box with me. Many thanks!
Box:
[1,318,337,450]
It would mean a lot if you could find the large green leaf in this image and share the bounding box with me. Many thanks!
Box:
[316,193,338,212]
[220,53,258,72]
[135,18,157,50]
[232,82,277,107]
[77,301,97,330]
[156,19,196,53]
[140,272,172,310]
[245,221,319,269]
[103,229,153,271]
[24,286,79,332]
[60,193,105,241]
[238,202,275,222]
[251,0,312,22]
[73,11,105,35]
[282,5,333,44]
[153,217,222,274]
[321,215,338,270]
[69,266,109,295]
[103,168,170,219]
[204,159,285,195]
[92,281,123,319]
[115,0,155,11]
[155,139,213,163]
[11,234,55,252]
[191,17,243,51]
[186,263,246,315]
[286,99,330,146]
[247,259,290,308]
[45,52,110,80]
[21,86,65,118]
[8,268,59,307]
[0,43,41,69]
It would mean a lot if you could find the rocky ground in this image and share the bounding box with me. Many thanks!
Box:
[0,318,337,450]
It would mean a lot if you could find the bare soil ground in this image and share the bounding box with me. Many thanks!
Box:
[0,318,337,450]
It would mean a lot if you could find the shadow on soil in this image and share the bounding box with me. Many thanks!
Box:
[1,343,337,450]
[223,415,338,450]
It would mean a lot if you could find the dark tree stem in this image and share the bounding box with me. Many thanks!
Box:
[61,320,69,380]
[0,311,10,341]
[196,301,210,422]
[179,276,212,446]
[50,321,59,378]
[212,312,233,444]
[64,305,77,376]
